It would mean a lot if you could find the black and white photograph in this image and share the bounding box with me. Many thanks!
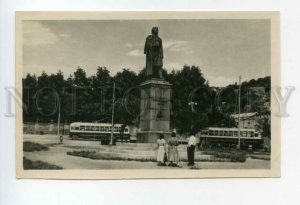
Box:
[15,12,280,179]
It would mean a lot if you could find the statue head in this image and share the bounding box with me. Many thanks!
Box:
[151,27,159,35]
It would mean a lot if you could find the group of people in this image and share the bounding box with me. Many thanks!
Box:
[156,133,197,167]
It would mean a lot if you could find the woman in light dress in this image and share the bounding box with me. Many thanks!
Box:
[167,132,179,167]
[156,134,167,166]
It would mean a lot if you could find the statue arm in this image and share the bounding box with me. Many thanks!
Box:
[144,36,150,54]
[160,39,163,58]
[144,40,147,54]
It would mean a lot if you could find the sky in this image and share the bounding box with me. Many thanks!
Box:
[23,19,270,87]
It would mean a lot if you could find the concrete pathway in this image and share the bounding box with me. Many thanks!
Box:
[24,144,270,170]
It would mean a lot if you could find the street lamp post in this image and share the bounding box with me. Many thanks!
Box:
[237,76,241,149]
[188,101,198,113]
[188,101,198,133]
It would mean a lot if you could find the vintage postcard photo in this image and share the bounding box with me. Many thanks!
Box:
[15,11,280,179]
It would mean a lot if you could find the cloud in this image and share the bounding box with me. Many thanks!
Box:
[209,76,237,87]
[127,49,144,57]
[164,60,182,70]
[125,42,133,48]
[23,22,59,46]
[23,21,71,46]
[164,40,192,52]
[59,33,71,38]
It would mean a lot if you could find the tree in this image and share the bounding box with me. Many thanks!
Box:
[113,69,139,126]
[48,70,65,89]
[22,64,271,139]
[23,74,38,122]
[37,71,49,88]
[73,67,89,87]
[171,65,208,134]
[23,73,37,88]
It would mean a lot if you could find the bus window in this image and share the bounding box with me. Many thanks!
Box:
[108,127,112,132]
[75,127,79,130]
[86,126,91,131]
[80,126,85,131]
[214,131,219,136]
[71,126,75,130]
[100,126,104,131]
[209,130,214,136]
[229,131,233,136]
[255,133,259,137]
[124,128,129,132]
[242,131,247,137]
[234,131,238,137]
[250,132,254,137]
[219,131,223,136]
[91,126,95,131]
[224,131,228,136]
[95,126,100,131]
[104,127,108,132]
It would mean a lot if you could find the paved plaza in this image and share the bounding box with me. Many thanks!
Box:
[23,134,270,170]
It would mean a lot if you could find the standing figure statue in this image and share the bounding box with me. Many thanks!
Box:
[144,27,163,79]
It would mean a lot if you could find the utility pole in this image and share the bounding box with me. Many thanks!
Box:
[57,96,63,143]
[57,96,61,136]
[237,76,241,149]
[110,82,116,145]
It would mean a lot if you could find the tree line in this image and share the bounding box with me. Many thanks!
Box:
[22,65,270,135]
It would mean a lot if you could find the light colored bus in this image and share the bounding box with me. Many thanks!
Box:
[200,127,263,149]
[69,122,130,144]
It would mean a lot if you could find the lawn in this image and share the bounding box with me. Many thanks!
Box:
[23,157,62,170]
[23,141,49,152]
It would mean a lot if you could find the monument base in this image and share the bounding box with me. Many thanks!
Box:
[137,131,172,143]
[138,78,172,143]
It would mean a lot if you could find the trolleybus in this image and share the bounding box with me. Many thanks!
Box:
[200,127,263,149]
[69,122,130,144]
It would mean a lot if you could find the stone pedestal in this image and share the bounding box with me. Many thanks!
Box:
[137,78,172,143]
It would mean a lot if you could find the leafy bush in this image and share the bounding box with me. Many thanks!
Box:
[23,141,49,152]
[67,150,233,162]
[23,157,62,169]
[67,151,96,158]
[251,155,270,161]
[67,150,157,162]
[229,151,247,162]
[215,151,246,162]
[203,149,247,162]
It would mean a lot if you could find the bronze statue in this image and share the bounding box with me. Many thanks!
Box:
[144,27,163,79]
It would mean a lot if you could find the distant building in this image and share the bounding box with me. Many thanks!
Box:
[231,112,257,129]
[231,112,270,130]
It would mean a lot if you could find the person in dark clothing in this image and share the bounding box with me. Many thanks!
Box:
[187,133,197,166]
